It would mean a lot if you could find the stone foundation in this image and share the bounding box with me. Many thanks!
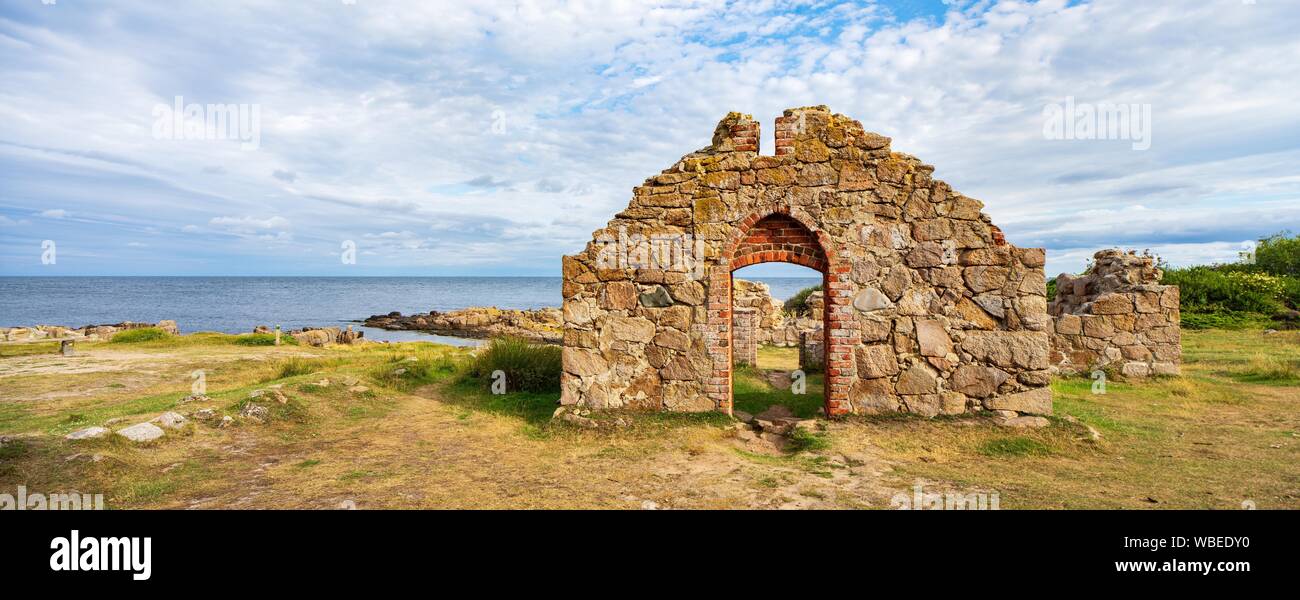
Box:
[560,105,1051,417]
[1048,250,1181,377]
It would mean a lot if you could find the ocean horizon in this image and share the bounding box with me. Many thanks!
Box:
[0,276,822,343]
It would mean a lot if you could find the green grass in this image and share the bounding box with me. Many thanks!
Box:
[731,365,824,418]
[443,378,560,426]
[787,427,830,452]
[0,342,62,357]
[465,337,561,393]
[369,350,463,391]
[979,436,1052,457]
[232,333,298,346]
[109,328,170,343]
[274,357,326,379]
[1230,354,1300,385]
[1180,311,1276,330]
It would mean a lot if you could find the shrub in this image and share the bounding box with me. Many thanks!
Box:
[783,284,823,316]
[233,333,297,346]
[1253,231,1300,277]
[1161,266,1285,314]
[1180,311,1273,330]
[109,328,169,343]
[468,337,561,393]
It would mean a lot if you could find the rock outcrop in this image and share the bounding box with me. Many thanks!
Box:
[364,307,562,344]
[1,320,180,342]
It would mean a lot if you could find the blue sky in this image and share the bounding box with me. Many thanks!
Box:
[1,0,1297,277]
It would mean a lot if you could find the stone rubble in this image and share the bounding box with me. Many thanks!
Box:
[1048,249,1181,377]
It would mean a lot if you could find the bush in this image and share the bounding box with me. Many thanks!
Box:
[109,328,169,343]
[1161,266,1285,314]
[1254,231,1300,277]
[232,333,297,346]
[468,337,562,393]
[1180,311,1274,331]
[783,284,823,316]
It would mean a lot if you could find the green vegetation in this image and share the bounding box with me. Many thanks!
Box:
[787,426,830,452]
[1161,231,1300,329]
[465,337,562,393]
[1,326,1297,508]
[731,363,824,419]
[1254,231,1300,277]
[109,328,170,343]
[233,333,297,346]
[979,436,1052,457]
[782,284,822,316]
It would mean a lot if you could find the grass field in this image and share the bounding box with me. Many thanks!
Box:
[0,329,1296,509]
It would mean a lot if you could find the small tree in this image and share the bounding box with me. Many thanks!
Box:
[1252,231,1300,277]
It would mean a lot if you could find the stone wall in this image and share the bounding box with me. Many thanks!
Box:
[730,278,822,347]
[561,105,1051,417]
[799,328,825,372]
[732,308,759,367]
[1049,250,1181,377]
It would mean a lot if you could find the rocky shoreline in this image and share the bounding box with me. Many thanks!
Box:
[1,320,180,342]
[1,320,366,348]
[363,306,563,344]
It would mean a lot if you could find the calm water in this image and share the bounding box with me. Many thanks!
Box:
[0,277,820,343]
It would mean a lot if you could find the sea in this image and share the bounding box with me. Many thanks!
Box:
[0,277,821,344]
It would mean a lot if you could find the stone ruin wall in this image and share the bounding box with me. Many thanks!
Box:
[731,279,822,349]
[1049,250,1181,377]
[561,105,1052,417]
[732,308,759,367]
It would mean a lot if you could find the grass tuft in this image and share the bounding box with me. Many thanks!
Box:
[979,436,1052,457]
[465,337,561,393]
[109,328,170,343]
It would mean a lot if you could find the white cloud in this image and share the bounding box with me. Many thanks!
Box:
[0,0,1297,276]
[39,209,67,218]
[209,215,291,233]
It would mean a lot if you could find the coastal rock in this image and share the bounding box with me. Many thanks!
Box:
[364,307,562,344]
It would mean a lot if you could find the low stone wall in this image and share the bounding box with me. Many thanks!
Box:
[1048,250,1181,377]
[798,328,824,372]
[732,308,758,366]
[732,279,821,347]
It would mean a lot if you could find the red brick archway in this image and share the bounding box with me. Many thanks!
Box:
[707,208,854,417]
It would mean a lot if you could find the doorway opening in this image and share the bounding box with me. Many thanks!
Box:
[729,258,825,419]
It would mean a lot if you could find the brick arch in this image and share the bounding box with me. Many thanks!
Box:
[707,208,854,417]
